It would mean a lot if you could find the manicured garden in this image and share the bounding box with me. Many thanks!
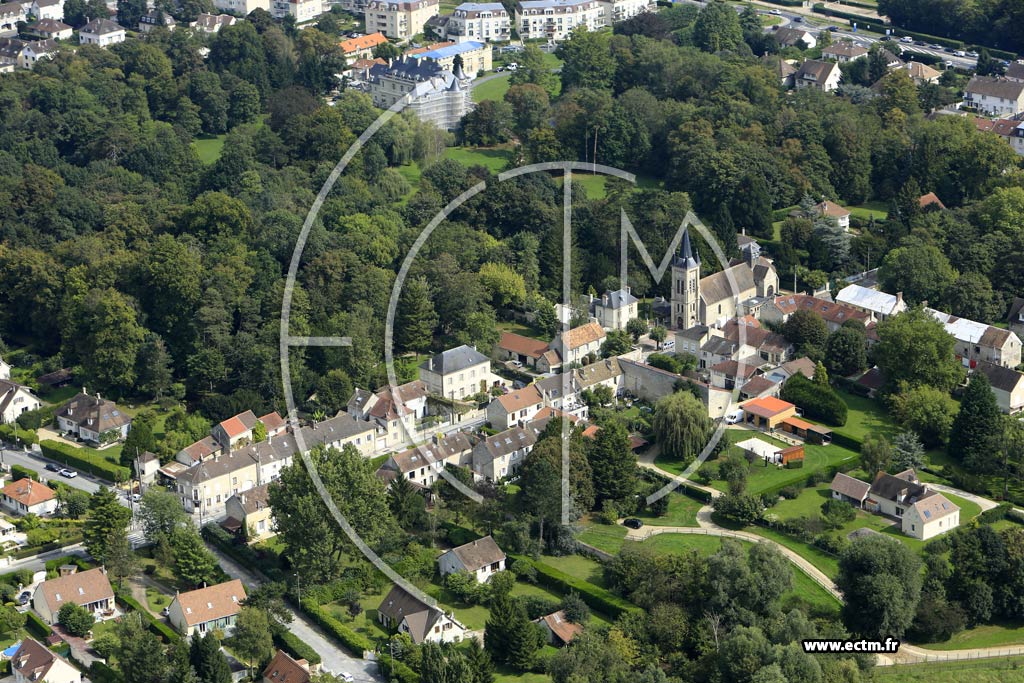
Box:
[472,73,512,103]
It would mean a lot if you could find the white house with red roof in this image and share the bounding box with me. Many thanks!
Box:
[1,478,57,516]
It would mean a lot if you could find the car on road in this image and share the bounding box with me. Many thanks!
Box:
[623,518,643,529]
[944,60,954,67]
[792,16,802,22]
[769,8,781,14]
[59,468,77,478]
[944,47,955,53]
[826,25,839,31]
[966,51,978,57]
[953,50,966,57]
[45,462,61,472]
[340,674,355,683]
[914,40,926,46]
[900,36,914,43]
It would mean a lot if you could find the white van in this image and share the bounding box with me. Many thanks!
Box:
[724,409,744,425]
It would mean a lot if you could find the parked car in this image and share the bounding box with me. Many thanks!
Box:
[508,360,523,368]
[623,518,643,529]
[966,51,978,57]
[45,462,61,472]
[340,674,355,683]
[59,468,77,478]
[131,493,142,503]
[944,47,955,53]
[724,409,744,425]
[662,339,675,349]
[506,62,519,70]
[944,60,954,67]
[161,606,170,616]
[18,592,31,605]
[953,50,967,57]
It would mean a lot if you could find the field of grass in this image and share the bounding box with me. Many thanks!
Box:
[747,525,841,578]
[539,554,607,587]
[495,669,551,683]
[472,73,512,102]
[444,145,513,172]
[635,491,703,527]
[847,201,888,221]
[830,389,899,441]
[874,658,1024,682]
[557,171,662,200]
[193,134,227,164]
[690,432,860,496]
[146,586,172,614]
[577,522,628,554]
[496,319,547,340]
[918,622,1024,651]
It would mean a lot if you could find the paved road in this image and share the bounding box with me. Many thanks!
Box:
[206,544,382,683]
[1,542,87,573]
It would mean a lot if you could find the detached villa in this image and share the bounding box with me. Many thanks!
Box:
[437,535,506,582]
[377,584,466,644]
[55,391,132,445]
[33,566,115,625]
[168,579,247,637]
[830,469,960,540]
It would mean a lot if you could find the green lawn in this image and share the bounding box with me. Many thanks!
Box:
[145,586,172,614]
[192,134,227,164]
[472,73,512,102]
[917,622,1024,651]
[874,658,1024,682]
[558,171,662,200]
[747,525,841,579]
[444,145,513,172]
[495,668,551,683]
[576,522,628,555]
[692,432,861,496]
[847,201,888,222]
[830,389,899,441]
[760,14,783,25]
[635,491,702,527]
[496,320,547,341]
[539,554,606,588]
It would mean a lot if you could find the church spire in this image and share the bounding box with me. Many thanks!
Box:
[675,228,700,270]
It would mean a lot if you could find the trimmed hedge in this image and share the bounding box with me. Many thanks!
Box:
[11,464,40,482]
[114,589,180,642]
[0,423,38,446]
[39,440,129,482]
[780,374,847,426]
[978,503,1012,524]
[829,431,863,453]
[26,611,52,639]
[510,555,641,619]
[759,0,803,6]
[299,598,372,657]
[379,654,420,683]
[273,629,322,667]
[11,537,84,560]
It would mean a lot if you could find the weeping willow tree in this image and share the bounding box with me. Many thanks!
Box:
[652,391,713,466]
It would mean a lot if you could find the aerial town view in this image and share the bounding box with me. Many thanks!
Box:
[0,0,1024,680]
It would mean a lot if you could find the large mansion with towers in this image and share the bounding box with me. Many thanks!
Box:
[669,229,780,330]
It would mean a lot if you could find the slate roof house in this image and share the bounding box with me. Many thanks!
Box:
[377,584,466,644]
[55,391,132,445]
[964,75,1024,117]
[437,535,506,582]
[419,344,492,400]
[866,469,959,540]
[365,56,472,131]
[375,432,474,487]
[926,308,1021,369]
[974,361,1024,414]
[1009,297,1024,338]
[588,287,638,331]
[78,17,125,46]
[471,423,539,481]
[774,26,815,49]
[822,42,867,62]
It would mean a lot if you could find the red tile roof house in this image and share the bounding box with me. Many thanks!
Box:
[262,650,314,683]
[10,638,81,683]
[168,579,247,638]
[33,566,116,625]
[1,478,57,516]
[534,610,583,647]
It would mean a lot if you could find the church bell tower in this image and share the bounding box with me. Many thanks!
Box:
[670,229,700,329]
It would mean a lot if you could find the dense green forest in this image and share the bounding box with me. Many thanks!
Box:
[0,4,1022,426]
[877,0,1024,53]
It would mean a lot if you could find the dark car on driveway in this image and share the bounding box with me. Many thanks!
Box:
[623,518,644,529]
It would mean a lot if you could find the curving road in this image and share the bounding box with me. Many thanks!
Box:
[632,444,1024,665]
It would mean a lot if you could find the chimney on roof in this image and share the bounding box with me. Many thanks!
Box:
[896,292,903,304]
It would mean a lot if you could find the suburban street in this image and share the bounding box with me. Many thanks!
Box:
[207,545,383,683]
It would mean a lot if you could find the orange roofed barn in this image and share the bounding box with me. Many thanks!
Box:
[740,396,797,429]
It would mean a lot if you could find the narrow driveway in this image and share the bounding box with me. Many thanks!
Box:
[205,544,382,683]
